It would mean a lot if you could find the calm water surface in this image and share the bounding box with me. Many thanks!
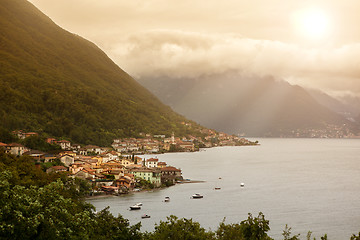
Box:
[88,138,360,239]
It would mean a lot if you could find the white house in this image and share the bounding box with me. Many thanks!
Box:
[145,158,158,168]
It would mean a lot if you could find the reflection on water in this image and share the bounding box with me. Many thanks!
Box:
[88,138,360,239]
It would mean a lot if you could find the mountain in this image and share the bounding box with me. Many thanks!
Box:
[137,71,360,137]
[307,88,360,122]
[0,0,202,146]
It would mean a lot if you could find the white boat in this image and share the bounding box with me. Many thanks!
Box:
[164,196,170,202]
[141,214,151,219]
[192,193,203,199]
[240,183,245,187]
[136,203,143,206]
[129,204,141,210]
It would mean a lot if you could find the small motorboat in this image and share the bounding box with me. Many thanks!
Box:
[141,214,151,219]
[192,193,203,199]
[240,183,245,187]
[214,187,221,190]
[164,196,170,202]
[129,204,141,210]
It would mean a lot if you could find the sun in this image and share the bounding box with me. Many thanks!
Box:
[293,8,330,40]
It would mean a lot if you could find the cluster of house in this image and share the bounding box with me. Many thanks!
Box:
[0,140,182,194]
[112,131,255,154]
[1,129,256,194]
[55,152,183,194]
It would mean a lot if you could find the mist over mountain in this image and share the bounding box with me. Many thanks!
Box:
[307,88,360,122]
[0,0,203,146]
[137,71,359,137]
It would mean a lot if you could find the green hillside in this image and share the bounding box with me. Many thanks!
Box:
[0,0,200,146]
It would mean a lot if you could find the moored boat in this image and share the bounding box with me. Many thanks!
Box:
[141,214,151,219]
[164,196,170,202]
[129,204,141,210]
[192,193,203,199]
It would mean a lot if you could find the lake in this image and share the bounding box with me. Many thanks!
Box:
[88,138,360,239]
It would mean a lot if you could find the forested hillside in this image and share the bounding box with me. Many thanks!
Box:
[0,0,201,146]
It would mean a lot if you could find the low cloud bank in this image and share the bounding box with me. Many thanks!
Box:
[109,30,360,96]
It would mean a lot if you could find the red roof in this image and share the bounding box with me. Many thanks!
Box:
[7,143,24,147]
[146,158,158,162]
[51,166,67,170]
[161,166,181,172]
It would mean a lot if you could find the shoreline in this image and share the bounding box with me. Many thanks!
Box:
[85,179,205,200]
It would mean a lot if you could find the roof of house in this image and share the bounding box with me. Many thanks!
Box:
[50,166,67,170]
[23,150,46,156]
[161,166,181,172]
[131,167,153,173]
[146,158,158,162]
[7,143,25,147]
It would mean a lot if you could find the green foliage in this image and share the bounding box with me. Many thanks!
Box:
[162,179,175,187]
[0,0,205,147]
[91,207,142,240]
[216,213,273,240]
[0,127,18,143]
[135,178,154,189]
[0,171,142,240]
[351,232,360,240]
[282,224,300,240]
[238,213,272,240]
[21,135,61,152]
[145,215,215,240]
[0,150,55,187]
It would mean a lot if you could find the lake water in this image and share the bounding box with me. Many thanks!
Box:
[88,138,360,239]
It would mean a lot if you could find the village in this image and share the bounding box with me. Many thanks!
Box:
[0,129,257,195]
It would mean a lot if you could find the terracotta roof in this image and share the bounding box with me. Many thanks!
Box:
[131,167,153,172]
[7,143,24,147]
[161,166,181,172]
[50,166,67,170]
[146,158,158,162]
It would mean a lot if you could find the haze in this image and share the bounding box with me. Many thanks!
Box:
[28,0,360,97]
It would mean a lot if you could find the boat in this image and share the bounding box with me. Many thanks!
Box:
[136,203,143,206]
[240,183,245,187]
[141,214,151,219]
[129,204,141,210]
[214,187,221,190]
[164,196,170,202]
[192,193,203,199]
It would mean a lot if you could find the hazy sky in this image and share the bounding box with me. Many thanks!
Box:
[29,0,360,97]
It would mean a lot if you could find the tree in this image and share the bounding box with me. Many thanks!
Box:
[0,171,142,240]
[145,215,215,240]
[91,207,142,240]
[21,135,60,152]
[282,224,300,240]
[351,232,360,240]
[215,213,273,240]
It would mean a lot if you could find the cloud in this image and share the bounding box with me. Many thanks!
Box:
[108,30,360,96]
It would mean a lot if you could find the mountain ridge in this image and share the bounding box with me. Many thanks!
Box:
[136,71,360,137]
[0,0,203,146]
